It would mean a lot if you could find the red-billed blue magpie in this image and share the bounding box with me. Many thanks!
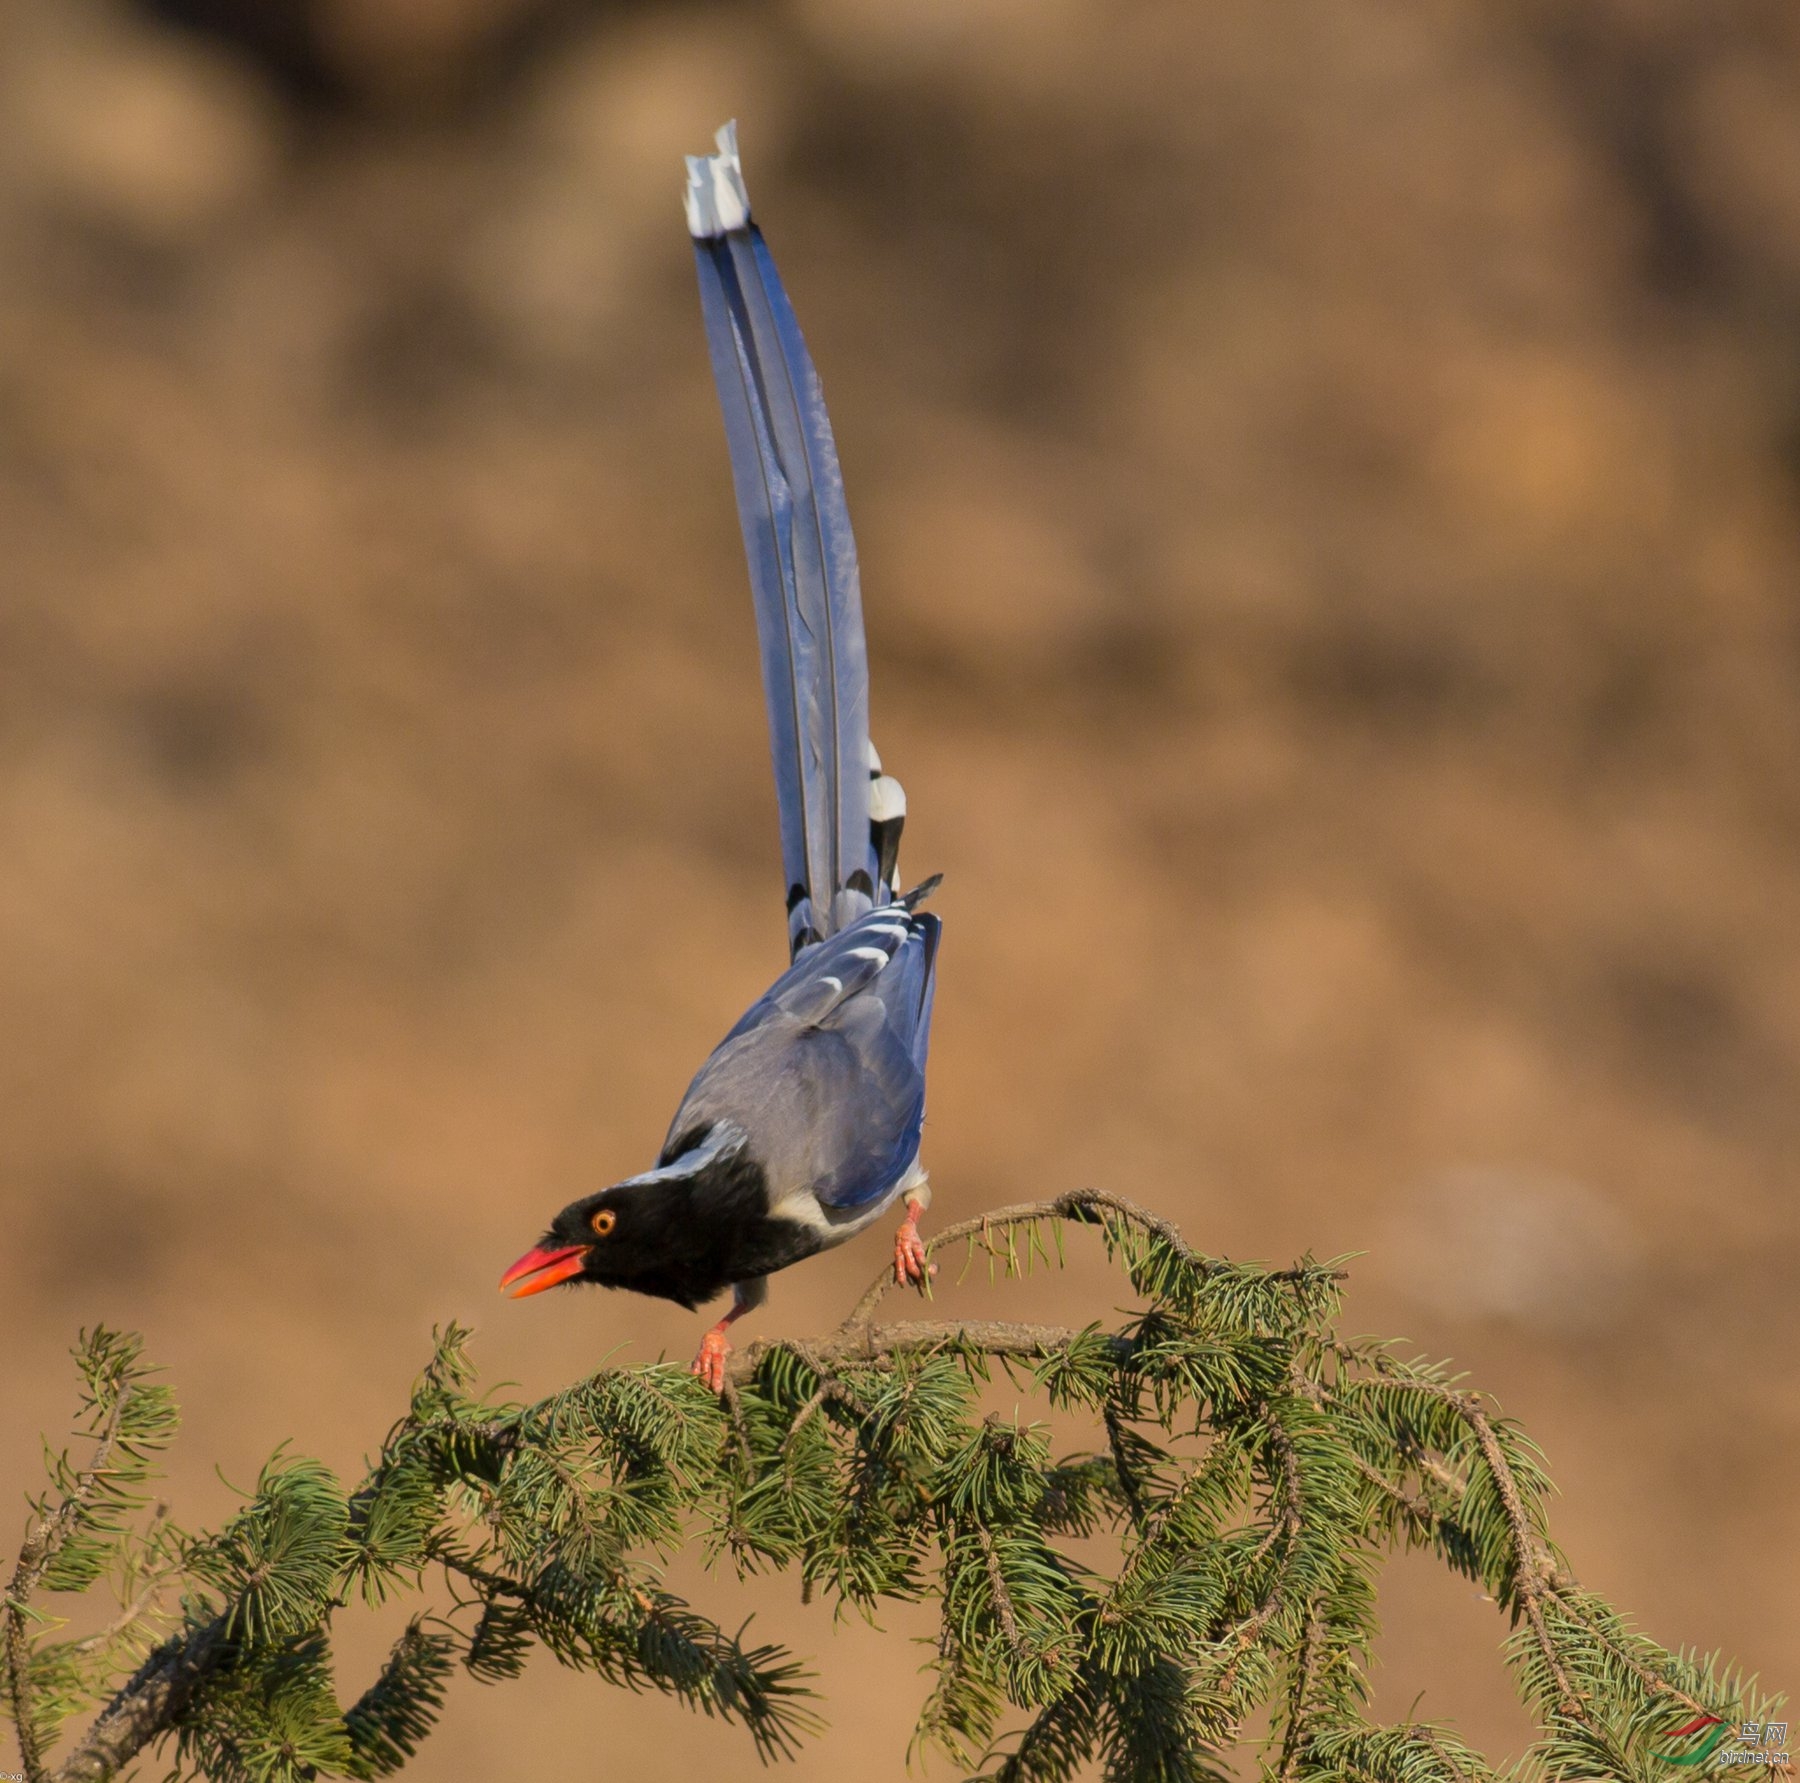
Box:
[501,124,942,1391]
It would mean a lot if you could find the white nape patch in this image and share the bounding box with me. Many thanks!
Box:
[683,120,750,238]
[849,946,889,964]
[617,1119,747,1188]
[869,774,906,822]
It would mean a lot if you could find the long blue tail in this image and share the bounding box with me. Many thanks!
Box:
[687,122,906,958]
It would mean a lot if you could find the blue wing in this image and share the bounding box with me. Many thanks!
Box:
[688,123,884,957]
[806,905,940,1210]
[722,900,938,1044]
[676,898,943,1212]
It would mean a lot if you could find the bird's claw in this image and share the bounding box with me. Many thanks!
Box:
[691,1328,732,1395]
[894,1217,933,1288]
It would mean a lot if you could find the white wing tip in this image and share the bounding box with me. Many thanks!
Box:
[684,119,751,239]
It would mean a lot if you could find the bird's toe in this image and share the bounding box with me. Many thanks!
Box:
[894,1223,930,1286]
[691,1331,731,1395]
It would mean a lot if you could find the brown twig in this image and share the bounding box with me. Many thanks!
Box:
[1412,1382,1580,1719]
[1213,1407,1305,1697]
[838,1188,1244,1333]
[717,1376,755,1473]
[1275,1601,1322,1783]
[1414,1724,1475,1781]
[975,1527,1024,1656]
[2,1592,39,1782]
[45,1623,224,1783]
[1352,1456,1438,1534]
[1542,1578,1710,1720]
[1413,1451,1468,1502]
[65,1552,175,1659]
[777,1385,832,1459]
[729,1320,1101,1388]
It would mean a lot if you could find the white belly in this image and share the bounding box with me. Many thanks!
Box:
[771,1156,930,1244]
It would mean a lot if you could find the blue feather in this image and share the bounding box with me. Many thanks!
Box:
[689,123,879,956]
[680,125,944,1229]
[690,900,940,1212]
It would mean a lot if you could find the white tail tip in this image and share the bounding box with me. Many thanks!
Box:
[870,774,906,824]
[684,120,751,239]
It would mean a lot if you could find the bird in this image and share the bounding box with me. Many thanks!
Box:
[500,123,943,1393]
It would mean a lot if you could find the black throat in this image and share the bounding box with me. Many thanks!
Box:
[595,1152,824,1309]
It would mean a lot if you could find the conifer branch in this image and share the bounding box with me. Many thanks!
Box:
[1275,1602,1322,1782]
[1542,1579,1711,1719]
[1213,1408,1305,1697]
[1,1598,40,1781]
[734,1319,1094,1385]
[61,1568,174,1660]
[1416,1723,1477,1781]
[47,1623,223,1783]
[5,1386,141,1781]
[1411,1380,1580,1718]
[7,1208,1778,1783]
[717,1378,756,1474]
[840,1188,1341,1332]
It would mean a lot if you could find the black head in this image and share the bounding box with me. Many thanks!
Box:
[499,1178,708,1308]
[498,1122,787,1312]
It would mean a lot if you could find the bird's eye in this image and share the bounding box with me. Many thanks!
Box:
[590,1208,617,1238]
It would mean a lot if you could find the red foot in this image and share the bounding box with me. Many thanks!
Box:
[691,1326,732,1395]
[894,1204,934,1287]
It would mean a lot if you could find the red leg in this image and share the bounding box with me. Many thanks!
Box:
[894,1194,933,1287]
[691,1279,765,1393]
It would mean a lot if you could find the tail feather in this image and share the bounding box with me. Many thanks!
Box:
[868,742,906,898]
[688,122,900,955]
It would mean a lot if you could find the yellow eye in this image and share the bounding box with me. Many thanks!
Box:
[590,1208,617,1238]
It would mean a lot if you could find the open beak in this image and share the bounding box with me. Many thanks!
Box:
[499,1243,591,1298]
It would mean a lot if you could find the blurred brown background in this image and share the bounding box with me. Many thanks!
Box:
[2,0,1797,1775]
